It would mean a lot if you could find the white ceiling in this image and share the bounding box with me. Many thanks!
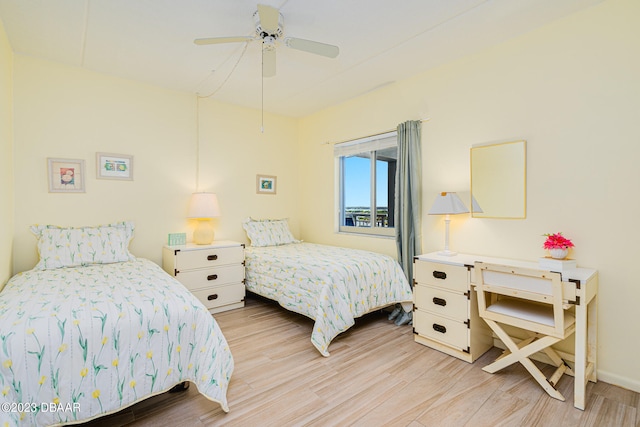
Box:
[0,0,601,118]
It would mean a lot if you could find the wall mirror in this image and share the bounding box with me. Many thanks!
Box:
[470,140,526,219]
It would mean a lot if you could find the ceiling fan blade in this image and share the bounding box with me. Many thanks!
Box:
[262,47,276,78]
[194,36,253,45]
[257,4,280,34]
[284,37,339,58]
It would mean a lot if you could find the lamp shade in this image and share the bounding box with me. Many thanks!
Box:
[428,192,469,215]
[471,195,484,214]
[187,192,221,219]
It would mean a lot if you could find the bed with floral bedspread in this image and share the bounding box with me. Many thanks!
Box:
[244,242,413,356]
[0,222,233,427]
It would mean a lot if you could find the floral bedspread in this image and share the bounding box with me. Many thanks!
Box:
[244,243,412,356]
[0,259,234,426]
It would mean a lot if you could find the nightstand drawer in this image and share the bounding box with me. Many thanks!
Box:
[414,285,468,321]
[415,261,468,292]
[175,245,244,270]
[176,264,244,291]
[191,283,245,311]
[414,310,469,351]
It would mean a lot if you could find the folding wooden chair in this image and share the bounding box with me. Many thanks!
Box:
[475,262,576,401]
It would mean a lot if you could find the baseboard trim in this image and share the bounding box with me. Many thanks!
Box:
[597,370,640,393]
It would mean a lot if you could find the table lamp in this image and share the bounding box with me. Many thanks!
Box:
[428,192,469,256]
[188,192,221,245]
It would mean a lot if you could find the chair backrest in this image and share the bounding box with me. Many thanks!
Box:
[475,262,573,338]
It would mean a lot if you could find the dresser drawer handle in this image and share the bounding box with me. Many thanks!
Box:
[432,297,447,307]
[207,254,218,261]
[432,270,447,280]
[207,274,218,281]
[432,323,447,334]
[207,294,218,301]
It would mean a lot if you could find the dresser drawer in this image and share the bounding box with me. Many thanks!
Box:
[175,245,244,271]
[414,285,468,321]
[414,310,469,351]
[414,261,468,292]
[191,283,246,311]
[176,264,244,291]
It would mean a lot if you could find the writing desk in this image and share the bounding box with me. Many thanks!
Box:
[414,252,598,410]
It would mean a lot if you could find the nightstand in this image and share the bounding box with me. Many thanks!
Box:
[162,241,245,314]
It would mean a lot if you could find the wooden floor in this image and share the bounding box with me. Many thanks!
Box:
[83,294,639,427]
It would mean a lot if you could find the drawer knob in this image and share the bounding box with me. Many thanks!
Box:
[207,274,218,281]
[207,294,219,301]
[207,254,218,261]
[432,297,447,307]
[432,270,447,280]
[432,323,447,334]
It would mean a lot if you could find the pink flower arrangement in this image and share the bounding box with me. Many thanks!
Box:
[543,232,574,250]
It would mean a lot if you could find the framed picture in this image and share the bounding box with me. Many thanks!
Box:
[47,158,86,193]
[96,152,134,180]
[256,174,277,195]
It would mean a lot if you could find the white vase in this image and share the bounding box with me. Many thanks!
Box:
[549,248,569,259]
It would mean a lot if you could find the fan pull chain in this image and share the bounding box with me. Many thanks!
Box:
[195,95,200,191]
[261,49,265,133]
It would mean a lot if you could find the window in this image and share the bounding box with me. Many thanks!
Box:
[334,131,397,237]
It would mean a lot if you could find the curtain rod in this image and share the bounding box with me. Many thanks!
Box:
[323,118,430,146]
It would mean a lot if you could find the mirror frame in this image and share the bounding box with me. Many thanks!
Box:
[470,140,526,219]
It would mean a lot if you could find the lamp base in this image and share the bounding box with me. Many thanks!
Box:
[193,220,214,245]
[438,217,457,257]
[437,250,458,257]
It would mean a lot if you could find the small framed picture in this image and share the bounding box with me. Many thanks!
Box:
[256,174,277,195]
[96,152,133,181]
[47,158,86,193]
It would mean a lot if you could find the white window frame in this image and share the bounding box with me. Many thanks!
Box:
[334,131,397,238]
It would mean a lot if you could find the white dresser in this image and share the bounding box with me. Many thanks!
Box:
[413,256,493,363]
[162,241,245,314]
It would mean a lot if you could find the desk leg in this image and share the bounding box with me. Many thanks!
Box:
[574,299,587,410]
[574,294,597,410]
[587,295,598,383]
[587,275,598,386]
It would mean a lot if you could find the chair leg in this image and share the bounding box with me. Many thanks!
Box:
[519,357,566,401]
[523,331,575,378]
[482,320,560,373]
[548,363,570,388]
[482,319,567,401]
[491,336,535,365]
[542,347,574,374]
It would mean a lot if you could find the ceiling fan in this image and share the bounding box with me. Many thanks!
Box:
[194,4,339,78]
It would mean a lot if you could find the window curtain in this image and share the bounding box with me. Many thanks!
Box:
[395,120,422,282]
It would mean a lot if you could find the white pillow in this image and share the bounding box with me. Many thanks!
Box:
[242,218,298,247]
[30,221,135,270]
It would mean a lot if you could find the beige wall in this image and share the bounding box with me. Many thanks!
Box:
[11,55,299,273]
[299,0,640,391]
[0,19,13,287]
